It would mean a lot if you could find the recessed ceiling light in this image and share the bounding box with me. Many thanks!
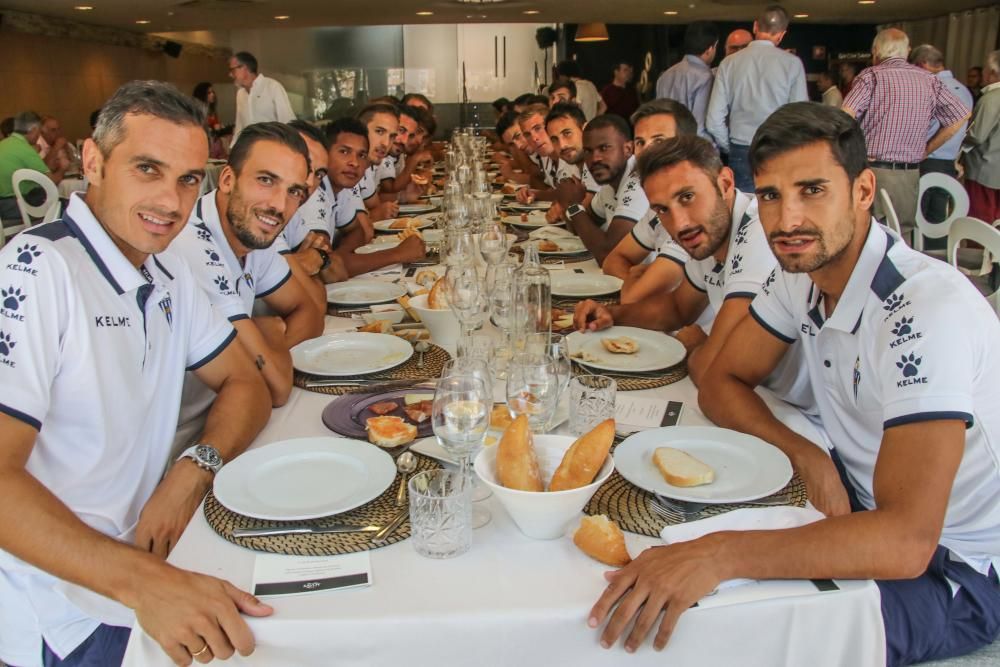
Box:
[523,9,540,14]
[466,13,488,18]
[794,13,808,17]
[858,1,875,4]
[416,10,434,15]
[135,19,150,24]
[74,5,93,10]
[274,15,290,19]
[664,10,678,15]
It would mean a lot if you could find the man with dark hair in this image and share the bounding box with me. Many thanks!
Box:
[707,5,808,192]
[229,50,295,143]
[0,111,71,220]
[656,21,719,139]
[401,92,433,115]
[379,105,433,198]
[575,135,813,409]
[353,103,403,227]
[603,100,699,303]
[548,78,577,106]
[554,114,640,264]
[0,80,275,667]
[518,104,560,193]
[601,62,640,120]
[839,61,860,96]
[968,66,984,103]
[599,101,1000,662]
[843,29,970,231]
[172,122,323,454]
[556,59,606,120]
[816,70,843,107]
[495,111,539,185]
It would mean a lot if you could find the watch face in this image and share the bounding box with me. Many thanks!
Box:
[195,445,222,468]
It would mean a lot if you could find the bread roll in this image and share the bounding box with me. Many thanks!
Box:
[427,277,450,310]
[549,419,615,491]
[496,414,543,492]
[490,404,514,431]
[573,515,631,567]
[537,240,560,253]
[358,320,392,334]
[653,447,715,487]
[390,217,416,230]
[366,416,417,447]
[414,269,438,289]
[396,295,420,322]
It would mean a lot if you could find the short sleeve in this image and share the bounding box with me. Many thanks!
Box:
[612,172,647,223]
[657,235,688,266]
[589,186,610,221]
[842,71,874,117]
[334,190,365,229]
[932,78,972,129]
[376,158,397,182]
[171,225,247,323]
[748,269,798,344]
[683,259,710,293]
[0,238,65,429]
[723,214,777,301]
[252,250,292,299]
[181,266,237,371]
[582,166,601,193]
[630,213,659,251]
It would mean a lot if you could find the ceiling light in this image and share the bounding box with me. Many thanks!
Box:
[523,9,540,14]
[416,10,434,15]
[274,15,290,19]
[135,19,150,24]
[794,13,808,17]
[575,23,609,42]
[73,5,93,10]
[858,1,875,4]
[466,13,488,18]
[664,10,678,15]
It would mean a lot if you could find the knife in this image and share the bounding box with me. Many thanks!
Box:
[371,508,408,545]
[233,524,381,538]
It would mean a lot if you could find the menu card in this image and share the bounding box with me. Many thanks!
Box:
[251,552,372,597]
[615,396,683,430]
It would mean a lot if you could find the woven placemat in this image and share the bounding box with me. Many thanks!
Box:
[204,453,442,555]
[294,343,451,395]
[572,361,688,391]
[584,460,808,537]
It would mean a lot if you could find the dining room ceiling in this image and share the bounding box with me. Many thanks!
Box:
[0,0,989,32]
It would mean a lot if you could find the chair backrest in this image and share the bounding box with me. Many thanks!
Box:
[948,216,1000,316]
[914,172,970,250]
[12,169,60,228]
[879,188,903,238]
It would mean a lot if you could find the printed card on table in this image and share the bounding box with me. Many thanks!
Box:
[251,552,372,597]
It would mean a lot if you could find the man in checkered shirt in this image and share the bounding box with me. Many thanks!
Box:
[843,28,970,235]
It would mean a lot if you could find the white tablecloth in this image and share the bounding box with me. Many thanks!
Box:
[122,261,886,666]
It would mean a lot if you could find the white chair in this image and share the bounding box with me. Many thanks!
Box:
[879,188,904,239]
[12,168,61,230]
[913,172,969,252]
[947,216,1000,316]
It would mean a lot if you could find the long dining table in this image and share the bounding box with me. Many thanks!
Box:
[121,256,886,667]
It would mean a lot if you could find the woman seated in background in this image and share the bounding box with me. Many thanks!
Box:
[193,81,230,159]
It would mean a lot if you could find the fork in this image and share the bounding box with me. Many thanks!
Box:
[647,498,687,523]
[655,493,793,517]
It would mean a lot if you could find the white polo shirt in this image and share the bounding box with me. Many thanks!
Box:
[352,164,379,201]
[529,153,559,188]
[0,195,235,666]
[683,192,813,412]
[377,154,400,182]
[333,186,366,235]
[278,176,335,252]
[589,156,648,232]
[750,222,1000,573]
[232,74,296,143]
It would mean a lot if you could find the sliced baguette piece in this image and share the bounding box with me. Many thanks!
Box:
[652,447,715,487]
[573,515,631,567]
[496,414,543,492]
[427,277,450,310]
[549,419,615,491]
[396,295,421,322]
[366,416,417,447]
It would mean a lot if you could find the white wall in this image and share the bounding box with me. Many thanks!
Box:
[403,25,460,103]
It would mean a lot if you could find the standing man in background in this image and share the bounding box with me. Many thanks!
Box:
[229,51,296,143]
[817,71,843,107]
[601,62,640,120]
[557,60,606,120]
[656,21,719,140]
[706,5,808,192]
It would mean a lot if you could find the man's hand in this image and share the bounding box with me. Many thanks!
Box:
[795,447,851,517]
[322,253,349,283]
[555,177,586,209]
[573,300,614,331]
[545,202,565,224]
[394,235,427,264]
[300,231,331,252]
[399,180,424,204]
[516,188,536,204]
[588,540,724,652]
[411,151,434,170]
[293,246,324,276]
[134,461,211,558]
[133,563,273,665]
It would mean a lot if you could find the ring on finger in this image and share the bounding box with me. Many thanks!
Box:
[191,643,210,658]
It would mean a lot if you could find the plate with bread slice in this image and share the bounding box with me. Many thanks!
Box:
[613,426,793,503]
[551,273,623,297]
[398,203,437,215]
[322,389,436,442]
[533,238,587,255]
[501,213,559,229]
[505,201,553,212]
[325,279,407,306]
[213,436,397,520]
[291,332,413,377]
[566,326,686,373]
[373,215,437,233]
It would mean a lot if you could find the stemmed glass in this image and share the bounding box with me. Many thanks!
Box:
[489,261,516,378]
[505,352,560,433]
[480,219,508,266]
[444,262,481,339]
[432,374,492,528]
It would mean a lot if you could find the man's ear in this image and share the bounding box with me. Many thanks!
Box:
[623,140,635,160]
[218,165,236,195]
[81,138,105,187]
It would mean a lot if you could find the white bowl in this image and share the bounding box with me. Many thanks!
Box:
[361,309,405,325]
[410,293,460,347]
[474,434,614,540]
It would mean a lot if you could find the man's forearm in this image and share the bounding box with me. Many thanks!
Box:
[569,213,615,265]
[200,372,272,463]
[609,292,683,332]
[926,116,970,156]
[282,303,323,349]
[602,251,634,280]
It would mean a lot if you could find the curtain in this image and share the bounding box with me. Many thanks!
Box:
[880,6,1000,81]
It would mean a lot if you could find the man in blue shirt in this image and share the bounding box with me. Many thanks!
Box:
[655,21,719,141]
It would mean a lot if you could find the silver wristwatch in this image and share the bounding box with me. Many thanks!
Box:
[178,444,223,475]
[565,203,586,220]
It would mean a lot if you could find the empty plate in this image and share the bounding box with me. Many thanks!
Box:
[291,332,413,377]
[325,279,407,305]
[550,273,623,297]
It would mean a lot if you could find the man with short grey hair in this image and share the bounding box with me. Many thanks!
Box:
[910,44,974,224]
[963,50,1000,223]
[229,50,296,144]
[706,5,808,192]
[843,29,970,232]
[0,111,70,221]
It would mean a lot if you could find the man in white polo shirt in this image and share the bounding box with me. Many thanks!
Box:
[172,122,323,454]
[353,103,403,226]
[0,81,274,667]
[602,100,699,303]
[379,104,433,200]
[518,104,560,191]
[589,103,1000,665]
[229,51,295,144]
[573,133,813,411]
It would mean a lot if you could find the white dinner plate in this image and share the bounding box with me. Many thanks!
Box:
[292,332,413,377]
[613,426,793,503]
[354,240,401,255]
[325,279,407,305]
[501,214,564,229]
[533,238,587,255]
[373,215,438,232]
[506,201,553,211]
[566,326,686,373]
[214,437,396,520]
[398,203,438,214]
[550,273,624,297]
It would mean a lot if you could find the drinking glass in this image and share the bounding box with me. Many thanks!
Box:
[408,469,472,559]
[445,263,481,339]
[432,374,492,528]
[479,220,508,266]
[568,375,617,436]
[505,352,560,433]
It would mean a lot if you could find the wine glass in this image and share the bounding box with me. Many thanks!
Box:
[480,220,508,266]
[445,263,481,339]
[505,352,560,433]
[432,374,492,528]
[488,262,516,377]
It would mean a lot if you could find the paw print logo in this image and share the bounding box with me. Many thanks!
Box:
[624,179,637,192]
[204,248,221,262]
[730,253,743,273]
[763,269,777,290]
[883,293,904,312]
[196,228,212,242]
[734,227,749,246]
[0,331,14,356]
[896,352,922,378]
[318,207,328,220]
[16,244,41,265]
[2,287,26,311]
[622,195,632,207]
[213,275,230,293]
[891,316,913,337]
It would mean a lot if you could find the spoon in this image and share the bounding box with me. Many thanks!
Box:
[395,451,418,507]
[414,341,430,369]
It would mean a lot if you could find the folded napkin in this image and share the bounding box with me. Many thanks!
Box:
[660,506,825,590]
[357,264,403,281]
[528,225,576,240]
[324,315,360,334]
